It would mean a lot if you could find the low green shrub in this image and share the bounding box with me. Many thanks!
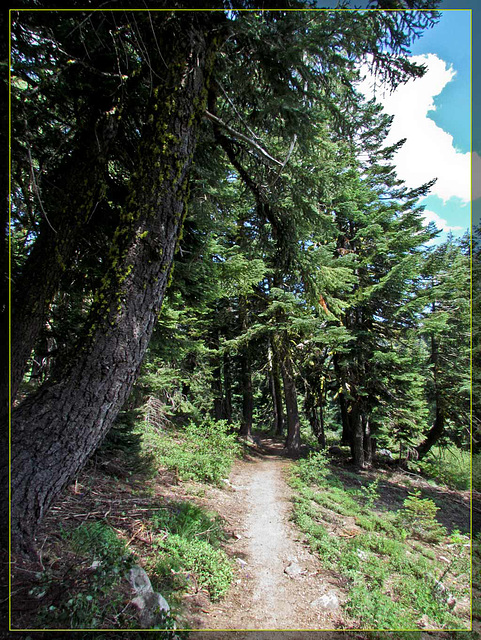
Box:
[417,446,470,491]
[152,534,233,601]
[398,490,446,543]
[147,499,233,602]
[142,417,241,484]
[151,500,225,547]
[67,520,129,562]
[37,521,135,629]
[295,450,330,486]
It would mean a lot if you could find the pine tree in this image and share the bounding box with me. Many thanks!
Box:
[416,235,471,458]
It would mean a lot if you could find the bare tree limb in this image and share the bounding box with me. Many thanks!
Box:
[204,110,283,166]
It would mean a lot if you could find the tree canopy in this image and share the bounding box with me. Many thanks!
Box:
[7,1,473,559]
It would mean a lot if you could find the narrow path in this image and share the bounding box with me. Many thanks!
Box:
[183,439,350,635]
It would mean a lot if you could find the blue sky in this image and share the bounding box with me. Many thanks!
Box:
[356,9,472,245]
[314,1,477,242]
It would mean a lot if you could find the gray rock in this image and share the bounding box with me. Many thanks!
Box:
[127,565,170,628]
[284,562,303,578]
[377,448,393,459]
[127,566,153,596]
[310,591,340,610]
[131,591,170,628]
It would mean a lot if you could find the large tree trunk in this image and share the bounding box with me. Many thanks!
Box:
[239,351,253,437]
[281,348,301,457]
[268,340,285,436]
[8,20,221,556]
[10,116,118,407]
[0,11,8,552]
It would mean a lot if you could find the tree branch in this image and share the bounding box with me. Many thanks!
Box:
[204,110,283,166]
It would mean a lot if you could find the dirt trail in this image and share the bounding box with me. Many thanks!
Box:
[183,439,350,635]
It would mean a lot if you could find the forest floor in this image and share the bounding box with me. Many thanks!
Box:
[9,433,478,636]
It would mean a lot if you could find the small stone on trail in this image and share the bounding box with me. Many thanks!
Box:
[310,591,340,610]
[236,557,248,566]
[284,562,303,578]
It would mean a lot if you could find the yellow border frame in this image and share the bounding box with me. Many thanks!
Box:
[7,5,474,634]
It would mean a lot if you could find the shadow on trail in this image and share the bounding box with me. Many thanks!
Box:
[240,433,314,460]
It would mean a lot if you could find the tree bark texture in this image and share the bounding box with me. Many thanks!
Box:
[351,403,365,469]
[417,335,445,460]
[270,341,285,436]
[417,405,445,460]
[9,20,221,555]
[9,116,118,407]
[281,346,301,457]
[239,351,253,437]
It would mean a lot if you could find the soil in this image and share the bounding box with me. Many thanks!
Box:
[181,438,351,634]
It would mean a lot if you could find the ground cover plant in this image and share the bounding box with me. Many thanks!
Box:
[10,418,240,631]
[140,417,242,485]
[290,452,471,631]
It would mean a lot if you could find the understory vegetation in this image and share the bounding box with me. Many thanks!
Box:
[12,413,241,632]
[291,452,472,632]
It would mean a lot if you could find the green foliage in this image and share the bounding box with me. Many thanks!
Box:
[360,477,381,509]
[37,521,135,629]
[291,464,469,630]
[150,501,226,547]
[148,500,233,601]
[67,521,129,563]
[153,534,233,601]
[417,446,471,490]
[398,490,446,543]
[141,417,241,484]
[295,450,330,485]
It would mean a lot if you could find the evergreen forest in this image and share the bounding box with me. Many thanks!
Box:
[4,1,480,636]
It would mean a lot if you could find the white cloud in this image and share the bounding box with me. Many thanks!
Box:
[421,209,463,233]
[358,54,470,204]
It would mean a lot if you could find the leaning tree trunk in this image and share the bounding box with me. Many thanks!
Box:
[417,335,445,460]
[9,115,118,408]
[8,21,221,556]
[417,405,445,460]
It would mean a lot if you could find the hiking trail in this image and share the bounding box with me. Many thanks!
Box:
[183,437,350,636]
